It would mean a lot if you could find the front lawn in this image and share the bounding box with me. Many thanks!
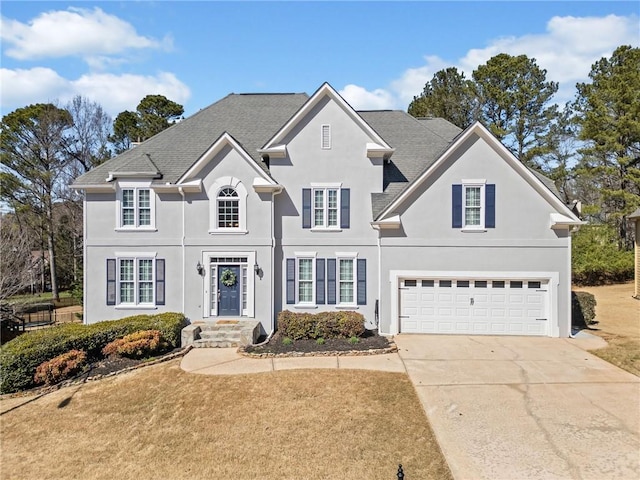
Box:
[1,360,452,480]
[574,282,640,376]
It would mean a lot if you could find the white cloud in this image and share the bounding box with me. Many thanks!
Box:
[0,7,169,62]
[342,14,639,111]
[339,84,396,110]
[1,68,190,117]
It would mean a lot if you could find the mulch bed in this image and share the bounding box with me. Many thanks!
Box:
[243,329,395,356]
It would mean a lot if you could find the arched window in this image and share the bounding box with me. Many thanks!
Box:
[217,187,239,228]
[208,177,248,234]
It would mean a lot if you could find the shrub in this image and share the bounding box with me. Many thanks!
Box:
[34,349,87,386]
[316,337,325,345]
[282,337,293,346]
[572,225,634,285]
[572,291,597,329]
[277,310,365,340]
[348,336,360,345]
[102,330,170,359]
[0,312,186,394]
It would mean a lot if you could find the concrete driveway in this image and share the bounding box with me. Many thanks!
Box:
[394,334,640,480]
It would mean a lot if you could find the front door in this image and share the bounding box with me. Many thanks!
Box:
[218,265,240,316]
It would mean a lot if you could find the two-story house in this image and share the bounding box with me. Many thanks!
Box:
[72,83,581,338]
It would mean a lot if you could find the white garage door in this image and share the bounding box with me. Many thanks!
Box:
[400,278,549,336]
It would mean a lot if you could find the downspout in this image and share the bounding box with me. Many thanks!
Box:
[82,193,88,324]
[567,229,574,339]
[179,187,186,315]
[377,235,381,330]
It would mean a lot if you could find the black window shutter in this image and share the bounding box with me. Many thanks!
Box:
[357,259,366,305]
[452,184,463,228]
[327,258,336,305]
[316,258,326,304]
[286,258,296,304]
[485,184,496,228]
[340,188,350,228]
[302,189,311,228]
[106,258,116,305]
[156,259,165,305]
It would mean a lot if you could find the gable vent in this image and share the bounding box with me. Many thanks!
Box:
[321,124,331,149]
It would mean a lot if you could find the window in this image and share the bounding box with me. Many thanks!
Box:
[118,187,154,229]
[457,280,470,287]
[117,257,155,305]
[313,188,339,228]
[302,187,349,229]
[321,124,331,149]
[422,280,434,287]
[510,281,523,288]
[464,186,482,227]
[208,177,248,233]
[286,255,365,307]
[452,183,495,229]
[475,281,488,288]
[217,188,239,228]
[298,258,314,303]
[440,280,452,287]
[492,281,505,288]
[339,259,355,304]
[528,281,542,289]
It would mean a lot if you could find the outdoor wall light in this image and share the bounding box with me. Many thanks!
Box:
[196,261,204,276]
[254,262,261,275]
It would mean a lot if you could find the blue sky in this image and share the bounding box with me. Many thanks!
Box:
[1,1,638,119]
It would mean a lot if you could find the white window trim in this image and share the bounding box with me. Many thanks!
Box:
[294,252,317,306]
[462,182,485,230]
[336,252,357,307]
[310,183,342,231]
[208,176,248,234]
[115,182,157,231]
[114,254,157,307]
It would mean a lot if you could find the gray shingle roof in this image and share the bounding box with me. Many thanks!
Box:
[74,93,309,185]
[74,91,561,220]
[358,111,461,218]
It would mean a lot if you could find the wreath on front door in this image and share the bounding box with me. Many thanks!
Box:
[220,269,237,287]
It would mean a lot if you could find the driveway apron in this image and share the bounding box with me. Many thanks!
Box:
[394,334,640,480]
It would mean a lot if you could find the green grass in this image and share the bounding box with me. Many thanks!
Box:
[6,290,72,305]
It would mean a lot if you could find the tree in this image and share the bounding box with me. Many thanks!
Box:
[472,53,559,168]
[538,105,580,203]
[110,95,184,153]
[66,95,112,174]
[0,213,35,301]
[573,45,640,249]
[407,67,478,129]
[110,110,140,154]
[0,103,73,301]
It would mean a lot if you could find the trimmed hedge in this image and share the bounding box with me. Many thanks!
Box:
[0,312,186,394]
[571,291,597,329]
[278,310,365,340]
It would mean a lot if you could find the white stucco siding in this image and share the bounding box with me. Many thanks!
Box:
[376,133,573,337]
[393,134,562,241]
[271,95,383,242]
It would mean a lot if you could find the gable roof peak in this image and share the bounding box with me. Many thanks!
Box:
[260,82,393,157]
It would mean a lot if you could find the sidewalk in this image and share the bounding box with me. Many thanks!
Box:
[180,348,406,375]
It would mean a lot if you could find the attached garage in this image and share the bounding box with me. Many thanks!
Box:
[394,272,556,337]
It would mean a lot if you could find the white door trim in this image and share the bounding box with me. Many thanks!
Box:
[202,250,256,319]
[388,270,559,337]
